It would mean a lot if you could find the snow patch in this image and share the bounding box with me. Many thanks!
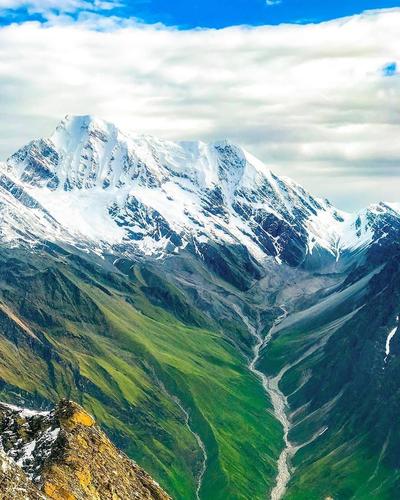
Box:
[384,315,399,364]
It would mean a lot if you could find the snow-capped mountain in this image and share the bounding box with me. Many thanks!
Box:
[1,115,400,500]
[0,173,70,246]
[3,115,400,266]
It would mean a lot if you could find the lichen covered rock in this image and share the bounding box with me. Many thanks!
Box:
[0,400,171,500]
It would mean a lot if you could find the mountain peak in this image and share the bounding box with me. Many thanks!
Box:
[6,114,265,196]
[2,115,399,269]
[53,114,122,147]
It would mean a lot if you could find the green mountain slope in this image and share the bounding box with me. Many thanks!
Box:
[259,251,400,499]
[0,243,282,499]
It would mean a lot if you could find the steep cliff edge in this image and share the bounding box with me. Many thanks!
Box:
[0,400,170,500]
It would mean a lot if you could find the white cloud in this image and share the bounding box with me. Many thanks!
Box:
[0,0,122,17]
[0,9,399,210]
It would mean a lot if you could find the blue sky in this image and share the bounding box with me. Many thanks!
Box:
[120,0,400,28]
[1,0,400,28]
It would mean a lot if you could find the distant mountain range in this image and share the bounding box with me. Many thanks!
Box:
[0,115,399,499]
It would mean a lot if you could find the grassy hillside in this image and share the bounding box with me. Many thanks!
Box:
[0,244,282,499]
[259,256,400,499]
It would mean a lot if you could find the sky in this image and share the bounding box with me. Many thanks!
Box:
[0,1,399,210]
[2,0,400,27]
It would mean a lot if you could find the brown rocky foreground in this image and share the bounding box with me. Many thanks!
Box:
[0,400,171,500]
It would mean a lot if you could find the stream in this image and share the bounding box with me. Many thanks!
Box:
[170,394,207,500]
[235,304,295,500]
[154,373,207,499]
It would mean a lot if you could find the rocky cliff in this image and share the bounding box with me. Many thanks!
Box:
[0,400,170,500]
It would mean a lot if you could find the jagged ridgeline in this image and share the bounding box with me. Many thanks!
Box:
[0,400,170,499]
[0,115,399,499]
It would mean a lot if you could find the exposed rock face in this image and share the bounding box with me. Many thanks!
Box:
[0,450,45,499]
[8,113,398,269]
[0,400,170,500]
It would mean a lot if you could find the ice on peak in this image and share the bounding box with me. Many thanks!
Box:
[12,114,277,196]
[51,114,121,152]
[3,115,400,267]
[57,113,117,134]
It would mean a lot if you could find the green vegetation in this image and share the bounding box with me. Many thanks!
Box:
[0,246,282,499]
[259,259,400,499]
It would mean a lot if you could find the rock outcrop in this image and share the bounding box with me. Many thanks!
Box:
[0,400,171,500]
[0,449,45,499]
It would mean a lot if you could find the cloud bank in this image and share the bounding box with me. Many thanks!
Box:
[0,9,399,209]
[0,0,120,15]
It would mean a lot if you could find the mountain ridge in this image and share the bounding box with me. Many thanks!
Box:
[3,114,399,270]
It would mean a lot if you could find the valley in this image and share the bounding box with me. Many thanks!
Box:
[233,303,292,499]
[0,115,399,499]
